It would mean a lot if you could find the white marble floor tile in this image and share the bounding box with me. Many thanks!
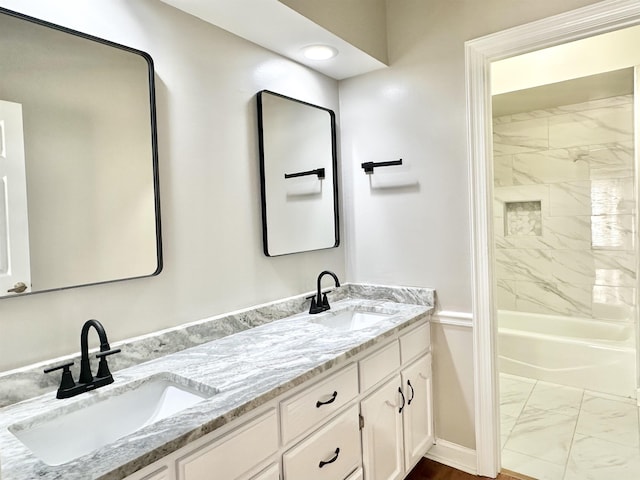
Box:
[576,393,639,447]
[526,381,584,417]
[500,374,536,417]
[564,434,640,480]
[501,411,518,436]
[504,406,578,465]
[501,449,566,480]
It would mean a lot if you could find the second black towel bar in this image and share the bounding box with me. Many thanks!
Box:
[361,159,403,174]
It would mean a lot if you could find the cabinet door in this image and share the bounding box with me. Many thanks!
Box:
[360,377,404,480]
[249,463,280,480]
[401,354,434,471]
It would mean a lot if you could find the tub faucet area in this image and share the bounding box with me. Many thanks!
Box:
[308,270,341,314]
[44,319,121,399]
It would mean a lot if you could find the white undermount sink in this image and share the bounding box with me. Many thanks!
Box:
[309,308,394,331]
[9,373,218,466]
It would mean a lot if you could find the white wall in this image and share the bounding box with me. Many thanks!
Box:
[0,0,345,371]
[339,0,602,450]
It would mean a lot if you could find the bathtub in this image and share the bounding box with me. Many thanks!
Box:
[498,310,637,399]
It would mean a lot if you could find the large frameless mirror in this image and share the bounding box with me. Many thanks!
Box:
[257,90,339,256]
[0,7,162,298]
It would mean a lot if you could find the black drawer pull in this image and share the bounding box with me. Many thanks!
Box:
[407,379,415,405]
[316,391,338,408]
[319,447,340,468]
[398,386,406,414]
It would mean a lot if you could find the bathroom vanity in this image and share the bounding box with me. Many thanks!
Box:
[0,294,433,480]
[124,320,432,480]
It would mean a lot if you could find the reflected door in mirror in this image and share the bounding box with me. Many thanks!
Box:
[0,100,31,295]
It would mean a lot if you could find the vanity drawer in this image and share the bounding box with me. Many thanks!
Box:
[176,409,278,480]
[282,405,361,480]
[358,340,400,392]
[400,322,430,363]
[280,363,358,443]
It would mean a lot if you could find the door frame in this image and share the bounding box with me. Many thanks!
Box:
[465,0,640,476]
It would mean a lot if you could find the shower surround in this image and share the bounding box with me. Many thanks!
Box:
[493,94,635,324]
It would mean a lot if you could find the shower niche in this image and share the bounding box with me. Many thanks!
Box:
[504,201,542,237]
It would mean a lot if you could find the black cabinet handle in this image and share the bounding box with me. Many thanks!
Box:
[319,448,340,468]
[398,386,406,414]
[407,379,415,405]
[316,391,338,408]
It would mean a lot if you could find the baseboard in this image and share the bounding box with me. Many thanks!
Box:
[425,438,478,475]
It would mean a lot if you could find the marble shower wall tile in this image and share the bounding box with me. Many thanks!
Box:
[542,216,593,251]
[495,184,551,217]
[493,117,549,155]
[591,214,635,250]
[494,155,514,186]
[593,251,636,287]
[549,181,592,216]
[587,142,634,179]
[513,149,590,185]
[497,279,517,310]
[591,285,636,321]
[495,249,553,282]
[493,94,635,320]
[548,103,634,149]
[550,250,595,285]
[514,281,592,317]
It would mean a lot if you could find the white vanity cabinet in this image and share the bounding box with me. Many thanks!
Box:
[360,323,433,480]
[176,409,278,480]
[401,354,433,469]
[122,319,432,480]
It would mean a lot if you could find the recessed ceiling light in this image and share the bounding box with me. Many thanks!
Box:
[302,45,338,60]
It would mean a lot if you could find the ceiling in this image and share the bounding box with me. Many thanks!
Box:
[492,68,634,117]
[159,0,387,80]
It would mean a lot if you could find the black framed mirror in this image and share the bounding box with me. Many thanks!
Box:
[0,7,162,298]
[257,90,339,256]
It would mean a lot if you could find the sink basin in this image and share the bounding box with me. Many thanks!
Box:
[9,373,218,466]
[310,308,394,331]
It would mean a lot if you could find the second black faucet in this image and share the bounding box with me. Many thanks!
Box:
[308,270,340,314]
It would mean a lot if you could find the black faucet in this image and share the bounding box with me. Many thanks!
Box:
[44,319,121,399]
[308,270,341,314]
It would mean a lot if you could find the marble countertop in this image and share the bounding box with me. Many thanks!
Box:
[0,298,431,480]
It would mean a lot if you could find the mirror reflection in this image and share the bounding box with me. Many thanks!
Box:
[0,8,161,298]
[257,90,339,256]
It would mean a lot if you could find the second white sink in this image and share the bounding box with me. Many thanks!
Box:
[310,308,393,331]
[10,372,218,466]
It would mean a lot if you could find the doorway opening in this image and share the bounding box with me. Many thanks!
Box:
[465,1,640,477]
[492,68,638,479]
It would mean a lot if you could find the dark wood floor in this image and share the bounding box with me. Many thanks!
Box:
[405,458,533,480]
